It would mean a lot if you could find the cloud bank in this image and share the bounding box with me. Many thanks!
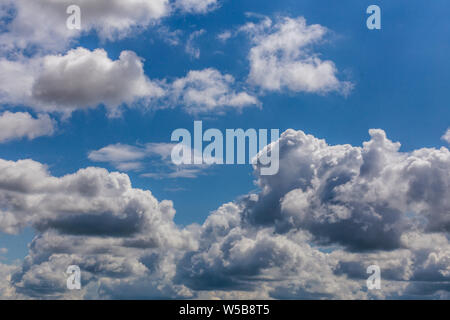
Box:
[1,129,449,299]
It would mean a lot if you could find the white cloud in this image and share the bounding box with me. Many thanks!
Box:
[1,128,450,299]
[243,16,352,94]
[217,31,232,42]
[0,157,197,298]
[0,263,18,299]
[0,57,37,105]
[89,142,211,179]
[1,50,257,117]
[0,48,165,116]
[171,68,260,114]
[88,144,147,164]
[0,111,55,143]
[185,29,206,59]
[176,128,450,299]
[0,0,171,52]
[0,0,222,53]
[175,0,219,14]
[249,128,450,248]
[442,128,450,144]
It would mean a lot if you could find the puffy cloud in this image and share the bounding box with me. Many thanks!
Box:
[176,202,365,299]
[247,129,450,250]
[0,158,186,239]
[442,129,450,144]
[175,128,450,299]
[0,263,19,299]
[0,48,165,116]
[0,0,171,52]
[0,111,55,143]
[32,48,164,115]
[1,128,450,299]
[0,0,222,53]
[0,50,257,117]
[243,16,352,94]
[0,157,197,298]
[0,57,37,105]
[170,68,260,114]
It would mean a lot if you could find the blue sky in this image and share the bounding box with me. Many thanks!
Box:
[2,0,449,229]
[0,0,449,299]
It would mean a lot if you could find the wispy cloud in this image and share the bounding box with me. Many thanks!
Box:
[88,142,212,179]
[442,128,450,144]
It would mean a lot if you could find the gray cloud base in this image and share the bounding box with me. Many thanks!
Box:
[0,129,449,299]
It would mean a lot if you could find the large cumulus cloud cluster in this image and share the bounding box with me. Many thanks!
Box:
[0,129,449,299]
[0,159,197,298]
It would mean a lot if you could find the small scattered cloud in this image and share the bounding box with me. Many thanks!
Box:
[242,16,352,95]
[170,68,260,114]
[217,31,232,42]
[88,142,212,179]
[185,29,206,59]
[157,26,183,46]
[442,128,450,144]
[0,111,55,143]
[174,0,220,14]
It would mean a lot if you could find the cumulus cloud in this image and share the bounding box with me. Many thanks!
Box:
[0,263,18,299]
[242,16,352,94]
[247,129,450,249]
[1,128,450,299]
[0,158,197,298]
[0,49,256,117]
[0,111,55,143]
[175,129,450,299]
[0,0,171,52]
[0,48,165,116]
[0,0,221,53]
[442,129,450,144]
[170,68,260,114]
